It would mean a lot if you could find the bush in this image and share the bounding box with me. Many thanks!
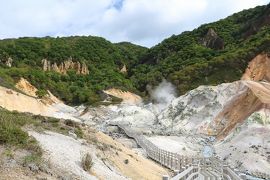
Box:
[64,119,79,128]
[36,89,47,98]
[81,153,93,171]
[124,159,129,164]
[0,118,28,146]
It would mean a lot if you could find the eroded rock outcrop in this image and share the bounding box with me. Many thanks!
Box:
[42,58,89,75]
[15,77,38,97]
[0,84,79,121]
[103,88,142,105]
[157,81,246,135]
[201,28,224,50]
[242,53,270,81]
[157,80,270,138]
[215,109,270,176]
[120,64,127,73]
[209,54,270,138]
[0,85,50,115]
[1,57,13,67]
[158,53,270,139]
[206,84,262,138]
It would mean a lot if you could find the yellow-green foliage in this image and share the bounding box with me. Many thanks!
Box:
[0,110,32,146]
[0,108,84,147]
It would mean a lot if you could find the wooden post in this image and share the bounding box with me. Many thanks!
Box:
[240,174,247,180]
[162,175,169,180]
[174,170,180,175]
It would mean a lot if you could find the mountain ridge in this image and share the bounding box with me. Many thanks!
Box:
[0,4,270,105]
[130,4,270,95]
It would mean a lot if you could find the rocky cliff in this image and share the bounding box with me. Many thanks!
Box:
[157,53,270,139]
[157,80,270,138]
[215,108,270,176]
[200,28,224,50]
[242,53,270,81]
[0,57,13,67]
[103,88,142,105]
[0,81,77,121]
[157,81,246,135]
[42,58,89,75]
[15,77,38,97]
[208,54,270,138]
[120,64,127,73]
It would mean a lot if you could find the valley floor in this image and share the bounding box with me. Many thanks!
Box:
[1,78,270,179]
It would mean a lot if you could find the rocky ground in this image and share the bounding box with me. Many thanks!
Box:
[1,75,270,179]
[93,80,270,178]
[0,80,168,179]
[0,126,168,180]
[0,146,58,180]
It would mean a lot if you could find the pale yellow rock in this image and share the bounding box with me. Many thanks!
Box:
[120,64,127,73]
[94,131,168,180]
[41,58,89,75]
[15,77,38,97]
[242,54,270,81]
[0,86,50,115]
[104,88,142,105]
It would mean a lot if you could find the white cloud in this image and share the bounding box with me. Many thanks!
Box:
[0,0,268,47]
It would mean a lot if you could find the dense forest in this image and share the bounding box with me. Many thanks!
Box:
[0,4,270,104]
[130,4,270,94]
[0,37,147,105]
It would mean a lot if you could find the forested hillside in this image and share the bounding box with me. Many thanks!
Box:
[0,36,147,104]
[0,4,270,104]
[130,4,270,94]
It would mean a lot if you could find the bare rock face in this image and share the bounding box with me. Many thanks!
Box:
[5,57,13,67]
[242,54,270,81]
[157,80,270,138]
[209,54,270,138]
[157,81,246,135]
[207,83,262,138]
[201,28,224,50]
[15,77,38,97]
[158,53,270,138]
[81,62,89,75]
[120,64,127,73]
[103,88,142,105]
[42,58,89,75]
[1,57,13,67]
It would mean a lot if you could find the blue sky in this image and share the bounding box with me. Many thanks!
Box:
[0,0,269,47]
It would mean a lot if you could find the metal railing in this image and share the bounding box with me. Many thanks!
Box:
[109,122,242,180]
[109,122,195,170]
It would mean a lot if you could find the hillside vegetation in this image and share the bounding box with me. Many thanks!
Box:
[130,4,270,94]
[0,36,147,104]
[0,4,270,103]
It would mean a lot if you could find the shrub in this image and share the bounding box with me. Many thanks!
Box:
[81,153,93,171]
[36,89,47,98]
[23,154,42,166]
[0,118,28,146]
[124,159,129,164]
[64,119,79,127]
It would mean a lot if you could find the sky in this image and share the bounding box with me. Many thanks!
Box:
[0,0,269,47]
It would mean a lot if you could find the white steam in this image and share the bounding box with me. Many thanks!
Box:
[148,79,177,111]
